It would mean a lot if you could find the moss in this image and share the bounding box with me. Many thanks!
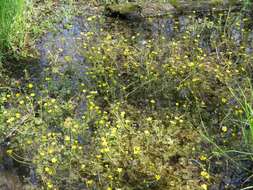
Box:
[105,3,142,16]
[106,1,244,18]
[168,0,180,7]
[142,2,176,17]
[105,2,176,18]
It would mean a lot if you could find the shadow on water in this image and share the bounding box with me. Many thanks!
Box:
[0,145,32,190]
[2,56,42,83]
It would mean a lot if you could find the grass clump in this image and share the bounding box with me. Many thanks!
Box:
[0,0,25,52]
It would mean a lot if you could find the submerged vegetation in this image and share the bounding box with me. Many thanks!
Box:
[1,0,253,189]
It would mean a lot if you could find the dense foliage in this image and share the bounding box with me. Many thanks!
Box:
[1,0,253,189]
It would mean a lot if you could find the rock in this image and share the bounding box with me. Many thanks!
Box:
[105,2,176,19]
[170,0,243,14]
[105,3,142,19]
[142,3,176,17]
[104,1,243,20]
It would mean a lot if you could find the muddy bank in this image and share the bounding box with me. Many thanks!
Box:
[104,1,245,19]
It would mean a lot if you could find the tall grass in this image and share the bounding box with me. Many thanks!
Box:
[0,0,25,52]
[230,80,253,147]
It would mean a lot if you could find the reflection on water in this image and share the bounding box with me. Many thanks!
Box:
[0,171,22,190]
[0,146,23,190]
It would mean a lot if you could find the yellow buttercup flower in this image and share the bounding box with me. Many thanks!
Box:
[201,171,210,179]
[51,157,57,163]
[200,155,207,161]
[117,168,123,173]
[155,175,161,181]
[133,146,141,155]
[28,83,33,89]
[221,126,228,133]
[64,136,70,142]
[201,184,208,190]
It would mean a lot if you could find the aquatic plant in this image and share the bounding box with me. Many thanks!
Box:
[1,0,253,189]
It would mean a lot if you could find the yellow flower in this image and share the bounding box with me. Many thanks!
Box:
[201,184,208,190]
[87,16,93,21]
[155,174,161,181]
[150,99,156,104]
[6,149,13,155]
[120,111,125,117]
[45,167,53,175]
[170,120,176,125]
[188,62,195,67]
[144,130,150,136]
[48,147,54,154]
[100,148,110,153]
[200,155,207,161]
[117,168,123,173]
[221,126,227,133]
[51,157,57,163]
[90,91,98,95]
[15,113,21,119]
[64,136,70,142]
[96,155,102,159]
[192,77,200,82]
[7,117,15,123]
[221,98,227,103]
[40,151,45,156]
[108,175,113,180]
[45,167,50,172]
[86,180,93,185]
[71,145,77,150]
[238,109,243,114]
[28,83,33,89]
[47,181,53,189]
[101,139,107,146]
[81,164,85,169]
[133,146,141,155]
[201,171,210,179]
